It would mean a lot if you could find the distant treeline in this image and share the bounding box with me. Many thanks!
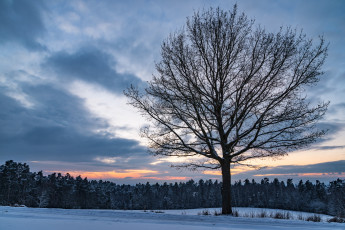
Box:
[0,160,344,217]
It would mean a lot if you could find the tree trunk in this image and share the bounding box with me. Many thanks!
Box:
[221,159,232,215]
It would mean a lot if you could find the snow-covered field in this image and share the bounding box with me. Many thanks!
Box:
[1,206,344,230]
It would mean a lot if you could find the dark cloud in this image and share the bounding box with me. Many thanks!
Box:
[0,84,94,138]
[314,121,345,143]
[0,0,46,50]
[306,71,334,99]
[313,145,345,151]
[257,161,345,175]
[2,125,145,162]
[229,160,345,183]
[0,85,146,163]
[328,102,345,114]
[44,48,146,93]
[308,70,345,98]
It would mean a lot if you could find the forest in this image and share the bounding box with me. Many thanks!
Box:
[0,160,344,217]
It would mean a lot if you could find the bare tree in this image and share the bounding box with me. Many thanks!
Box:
[125,5,328,215]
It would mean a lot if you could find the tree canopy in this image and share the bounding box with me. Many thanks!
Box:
[125,5,328,214]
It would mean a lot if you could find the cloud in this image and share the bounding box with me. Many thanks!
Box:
[259,161,345,175]
[0,85,147,163]
[44,48,145,93]
[229,160,345,183]
[1,0,345,185]
[314,121,345,142]
[313,145,345,151]
[0,0,46,50]
[309,70,345,101]
[329,102,345,114]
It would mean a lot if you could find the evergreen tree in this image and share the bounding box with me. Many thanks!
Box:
[0,161,343,217]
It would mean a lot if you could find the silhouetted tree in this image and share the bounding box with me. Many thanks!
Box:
[125,5,328,214]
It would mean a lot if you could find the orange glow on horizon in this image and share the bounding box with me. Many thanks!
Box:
[44,169,190,181]
[45,169,159,179]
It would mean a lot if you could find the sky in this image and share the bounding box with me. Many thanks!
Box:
[0,0,344,184]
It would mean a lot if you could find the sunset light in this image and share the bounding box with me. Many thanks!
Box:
[1,1,345,226]
[47,169,159,180]
[0,0,344,185]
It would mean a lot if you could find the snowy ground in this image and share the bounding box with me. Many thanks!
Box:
[1,206,344,230]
